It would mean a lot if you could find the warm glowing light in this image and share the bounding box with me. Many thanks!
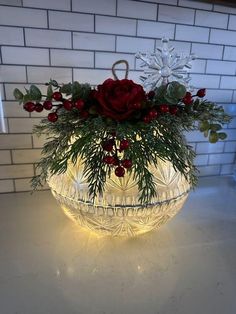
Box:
[48,158,190,237]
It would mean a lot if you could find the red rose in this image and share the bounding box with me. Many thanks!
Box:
[93,78,146,121]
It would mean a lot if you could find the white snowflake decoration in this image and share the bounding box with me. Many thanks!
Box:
[135,37,196,91]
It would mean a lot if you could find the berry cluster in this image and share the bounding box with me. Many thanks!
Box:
[23,91,86,123]
[102,135,132,177]
[182,88,206,105]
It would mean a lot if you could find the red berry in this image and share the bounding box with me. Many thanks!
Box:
[75,99,85,110]
[102,141,114,152]
[35,103,43,112]
[80,110,89,120]
[48,112,58,122]
[115,166,125,177]
[143,115,151,124]
[23,102,35,112]
[53,91,62,101]
[185,92,192,98]
[43,100,53,110]
[196,88,206,98]
[122,159,132,169]
[170,106,178,115]
[119,139,129,151]
[63,100,73,111]
[103,156,115,165]
[148,108,158,120]
[147,90,155,100]
[183,96,192,105]
[112,158,120,166]
[159,104,169,113]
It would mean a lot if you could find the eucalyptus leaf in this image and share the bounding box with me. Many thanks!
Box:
[210,123,222,132]
[209,131,219,143]
[29,85,42,101]
[47,85,53,99]
[60,83,72,95]
[199,120,210,132]
[13,88,23,101]
[218,132,227,140]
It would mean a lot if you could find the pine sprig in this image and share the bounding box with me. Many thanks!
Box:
[14,80,232,204]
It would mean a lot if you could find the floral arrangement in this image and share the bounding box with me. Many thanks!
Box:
[13,64,231,204]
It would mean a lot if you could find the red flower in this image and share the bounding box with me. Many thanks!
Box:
[93,78,146,121]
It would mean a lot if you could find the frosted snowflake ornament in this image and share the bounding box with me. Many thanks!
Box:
[135,38,196,91]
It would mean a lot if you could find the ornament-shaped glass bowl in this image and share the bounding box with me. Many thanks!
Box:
[48,157,190,236]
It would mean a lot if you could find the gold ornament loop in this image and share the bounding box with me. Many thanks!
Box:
[111,59,129,80]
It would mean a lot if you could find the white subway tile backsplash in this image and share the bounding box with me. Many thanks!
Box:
[0,65,26,83]
[184,130,207,142]
[27,66,72,84]
[95,52,135,69]
[195,10,228,29]
[117,36,155,53]
[1,47,50,66]
[8,118,42,133]
[141,0,177,4]
[73,69,110,85]
[220,76,236,89]
[3,101,29,118]
[205,90,233,103]
[191,74,220,88]
[209,153,235,165]
[198,165,220,176]
[0,164,34,179]
[158,5,194,25]
[0,135,32,149]
[228,117,236,128]
[0,180,14,193]
[213,4,236,15]
[220,164,235,175]
[0,0,21,5]
[25,29,72,48]
[195,154,208,166]
[0,0,236,191]
[179,0,212,10]
[228,15,236,31]
[192,43,223,60]
[189,59,206,74]
[96,16,136,36]
[175,25,209,43]
[72,0,116,15]
[224,130,236,141]
[210,29,236,46]
[159,40,191,54]
[224,141,236,153]
[50,49,94,67]
[221,103,236,115]
[0,151,11,165]
[224,46,236,61]
[0,26,24,46]
[12,149,42,164]
[196,142,225,154]
[73,33,115,51]
[137,20,175,39]
[23,0,71,10]
[49,11,94,32]
[206,60,236,75]
[0,6,47,28]
[117,0,157,20]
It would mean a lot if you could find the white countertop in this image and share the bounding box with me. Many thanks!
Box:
[0,176,236,314]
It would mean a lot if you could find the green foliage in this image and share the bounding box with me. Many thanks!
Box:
[14,80,232,204]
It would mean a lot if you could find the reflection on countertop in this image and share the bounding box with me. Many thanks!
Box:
[0,176,236,314]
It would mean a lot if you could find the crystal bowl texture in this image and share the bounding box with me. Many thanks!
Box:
[48,158,190,236]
